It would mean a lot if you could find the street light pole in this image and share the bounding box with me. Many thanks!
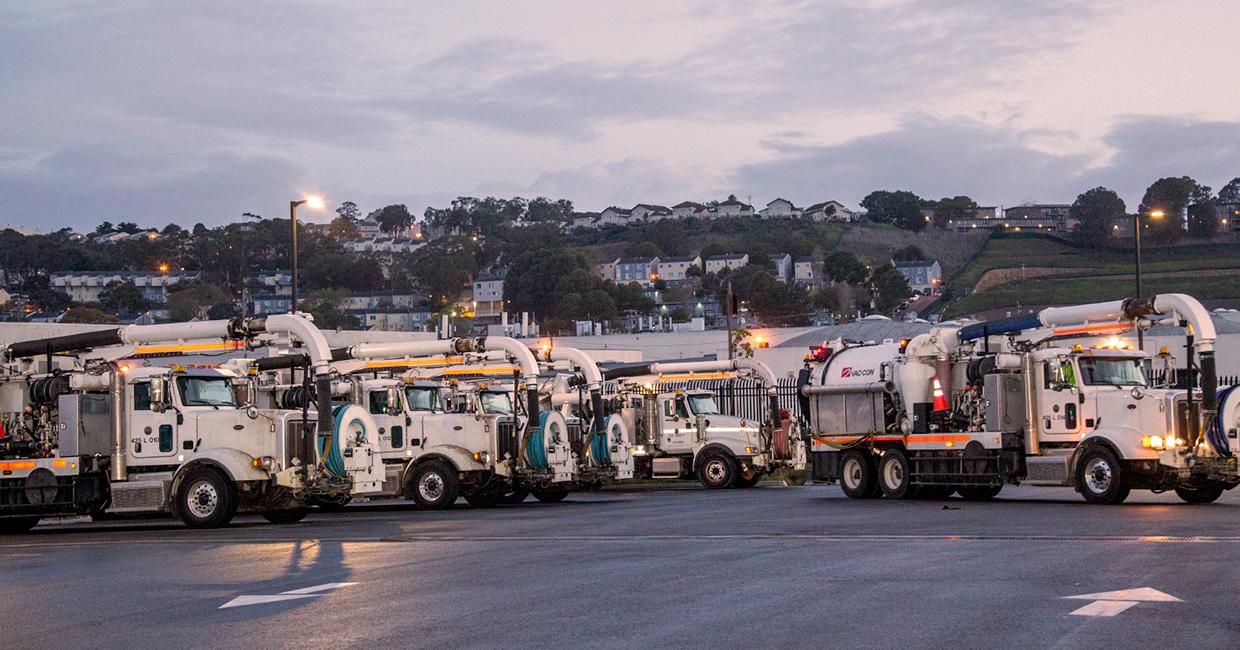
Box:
[288,196,325,313]
[1134,209,1164,351]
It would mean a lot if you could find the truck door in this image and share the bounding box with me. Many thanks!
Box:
[128,379,179,459]
[1040,358,1082,439]
[368,388,410,452]
[662,395,691,450]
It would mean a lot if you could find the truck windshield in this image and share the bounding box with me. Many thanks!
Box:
[686,393,720,415]
[405,387,438,411]
[1079,358,1147,387]
[479,391,514,415]
[176,377,237,407]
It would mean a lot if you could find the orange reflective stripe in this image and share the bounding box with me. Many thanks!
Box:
[133,341,245,355]
[1052,322,1132,336]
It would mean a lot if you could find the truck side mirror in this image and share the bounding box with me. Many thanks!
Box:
[386,387,403,416]
[150,378,168,412]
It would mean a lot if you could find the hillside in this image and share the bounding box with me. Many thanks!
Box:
[939,234,1240,319]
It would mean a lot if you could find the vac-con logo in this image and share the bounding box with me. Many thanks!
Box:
[840,367,876,378]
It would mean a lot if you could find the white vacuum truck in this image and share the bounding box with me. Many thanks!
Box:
[249,336,574,508]
[0,316,383,532]
[606,358,805,489]
[799,294,1240,504]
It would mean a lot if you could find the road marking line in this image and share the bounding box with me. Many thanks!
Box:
[219,582,358,609]
[1070,600,1139,617]
[1065,587,1183,602]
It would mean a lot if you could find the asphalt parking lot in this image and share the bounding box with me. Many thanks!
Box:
[4,483,1240,649]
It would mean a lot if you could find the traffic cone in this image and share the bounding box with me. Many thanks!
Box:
[931,377,949,411]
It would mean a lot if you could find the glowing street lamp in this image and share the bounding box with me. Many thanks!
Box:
[289,195,326,312]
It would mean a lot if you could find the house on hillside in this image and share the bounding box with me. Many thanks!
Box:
[760,198,801,219]
[51,271,200,305]
[794,257,815,285]
[630,204,673,222]
[803,201,852,222]
[472,275,505,317]
[672,201,709,219]
[704,253,748,274]
[1215,201,1240,232]
[657,255,702,283]
[593,259,618,282]
[598,207,632,227]
[893,260,943,295]
[569,211,601,229]
[712,198,755,218]
[615,257,660,286]
[769,254,792,282]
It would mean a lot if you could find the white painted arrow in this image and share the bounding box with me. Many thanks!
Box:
[219,582,358,609]
[1063,587,1182,617]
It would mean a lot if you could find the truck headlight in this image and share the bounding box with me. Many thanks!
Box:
[251,456,276,471]
[472,451,490,464]
[1141,436,1185,450]
[744,447,757,454]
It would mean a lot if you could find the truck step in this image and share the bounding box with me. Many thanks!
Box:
[651,457,682,478]
[109,479,169,513]
[1025,454,1072,486]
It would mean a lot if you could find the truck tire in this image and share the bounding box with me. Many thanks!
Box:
[532,488,570,503]
[956,485,1002,501]
[409,461,459,509]
[0,517,40,534]
[464,490,501,508]
[501,488,530,504]
[1075,447,1130,505]
[878,449,913,499]
[175,467,238,528]
[839,449,880,499]
[1175,483,1224,504]
[733,472,762,489]
[697,451,738,489]
[261,508,308,524]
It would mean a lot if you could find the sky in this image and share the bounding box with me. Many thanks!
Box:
[2,0,1239,231]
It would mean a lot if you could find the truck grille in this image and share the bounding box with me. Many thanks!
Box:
[497,420,519,461]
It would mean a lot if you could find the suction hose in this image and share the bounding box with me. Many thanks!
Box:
[1205,386,1235,458]
[525,412,551,469]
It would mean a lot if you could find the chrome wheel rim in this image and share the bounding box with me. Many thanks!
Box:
[705,459,727,483]
[187,480,219,519]
[419,472,445,501]
[1085,458,1113,494]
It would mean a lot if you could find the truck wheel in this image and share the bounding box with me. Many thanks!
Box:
[839,449,879,499]
[1075,447,1130,505]
[261,508,308,524]
[878,449,913,499]
[175,467,238,528]
[501,488,530,504]
[733,472,762,489]
[697,451,738,489]
[0,517,40,534]
[409,461,459,509]
[532,488,570,503]
[464,490,501,508]
[1175,483,1224,504]
[957,485,1002,501]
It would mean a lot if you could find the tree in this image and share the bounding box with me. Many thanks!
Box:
[93,222,114,235]
[374,204,414,235]
[930,196,978,229]
[822,251,868,284]
[525,197,574,223]
[1139,176,1208,243]
[1070,187,1127,245]
[60,306,119,324]
[327,216,360,239]
[99,280,150,315]
[115,222,141,234]
[891,245,926,262]
[860,190,928,231]
[166,282,234,321]
[302,289,359,330]
[869,263,911,312]
[623,240,663,258]
[1187,198,1218,239]
[1218,177,1240,202]
[19,274,71,312]
[336,201,361,223]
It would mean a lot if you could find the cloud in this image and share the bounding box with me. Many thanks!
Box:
[0,146,305,229]
[737,114,1240,208]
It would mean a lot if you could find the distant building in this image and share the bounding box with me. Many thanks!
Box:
[712,198,755,218]
[251,294,292,316]
[656,255,702,283]
[760,198,801,219]
[247,271,293,297]
[1215,201,1240,232]
[794,257,815,285]
[893,260,943,296]
[569,211,601,229]
[671,201,709,219]
[598,207,632,227]
[769,253,792,283]
[802,201,852,222]
[472,276,505,317]
[51,271,199,305]
[337,293,420,311]
[593,259,618,282]
[343,237,423,254]
[704,253,748,274]
[357,309,434,332]
[630,204,673,222]
[615,257,660,285]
